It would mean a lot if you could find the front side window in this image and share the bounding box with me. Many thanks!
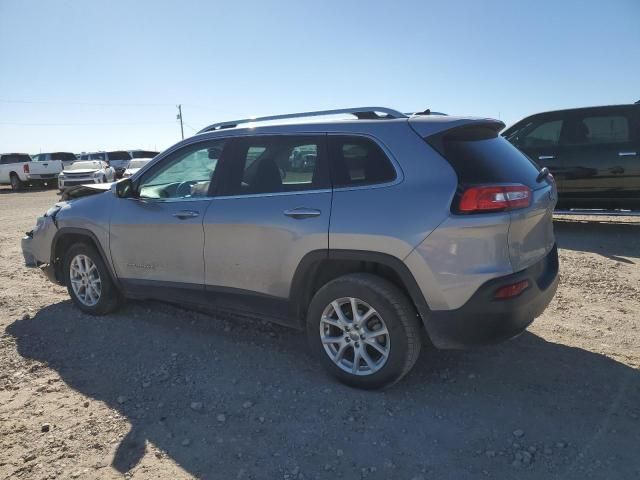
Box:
[329,136,396,187]
[138,140,225,199]
[220,135,328,195]
[522,120,563,148]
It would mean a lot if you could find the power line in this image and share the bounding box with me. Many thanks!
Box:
[0,121,176,126]
[0,99,175,107]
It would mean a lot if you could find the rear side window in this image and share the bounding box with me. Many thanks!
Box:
[328,136,396,187]
[429,126,541,189]
[220,135,328,196]
[572,114,630,144]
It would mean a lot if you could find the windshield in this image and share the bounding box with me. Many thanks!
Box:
[65,160,102,171]
[51,152,77,161]
[130,150,158,159]
[128,159,152,169]
[89,153,106,161]
[107,151,132,161]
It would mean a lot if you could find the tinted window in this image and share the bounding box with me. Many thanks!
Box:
[51,152,77,161]
[89,153,106,161]
[108,151,132,161]
[432,126,541,189]
[222,135,328,195]
[572,115,630,144]
[138,141,225,199]
[329,136,396,187]
[130,150,158,159]
[522,120,563,147]
[0,154,31,164]
[80,155,89,160]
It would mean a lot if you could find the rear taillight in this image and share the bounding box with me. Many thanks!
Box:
[23,164,30,174]
[494,279,530,299]
[457,184,531,213]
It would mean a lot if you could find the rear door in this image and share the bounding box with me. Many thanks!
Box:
[560,107,639,200]
[203,134,331,315]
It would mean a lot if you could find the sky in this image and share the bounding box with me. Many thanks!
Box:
[0,0,638,153]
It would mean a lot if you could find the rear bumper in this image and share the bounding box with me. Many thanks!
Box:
[426,244,559,349]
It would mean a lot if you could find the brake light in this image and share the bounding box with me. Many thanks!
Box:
[23,164,30,174]
[458,184,531,213]
[494,280,530,299]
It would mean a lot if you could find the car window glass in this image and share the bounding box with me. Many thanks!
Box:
[329,136,396,187]
[138,141,225,199]
[223,136,327,195]
[580,115,629,144]
[522,120,563,147]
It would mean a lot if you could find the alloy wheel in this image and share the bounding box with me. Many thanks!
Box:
[69,254,102,306]
[319,297,391,376]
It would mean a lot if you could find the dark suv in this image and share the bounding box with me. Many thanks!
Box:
[502,102,640,209]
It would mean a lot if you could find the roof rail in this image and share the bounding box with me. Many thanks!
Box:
[198,107,408,133]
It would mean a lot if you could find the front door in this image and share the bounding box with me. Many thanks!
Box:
[109,139,226,291]
[202,134,331,320]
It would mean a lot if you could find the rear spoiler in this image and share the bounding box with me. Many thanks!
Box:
[410,118,505,156]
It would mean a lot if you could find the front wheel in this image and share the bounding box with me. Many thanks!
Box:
[306,273,422,389]
[63,243,122,315]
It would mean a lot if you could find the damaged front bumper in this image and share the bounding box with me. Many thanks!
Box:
[21,214,61,284]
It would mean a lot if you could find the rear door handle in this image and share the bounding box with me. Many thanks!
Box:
[172,210,200,219]
[538,155,555,160]
[618,151,637,157]
[284,208,321,219]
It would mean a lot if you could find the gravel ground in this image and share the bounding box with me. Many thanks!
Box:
[1,188,639,480]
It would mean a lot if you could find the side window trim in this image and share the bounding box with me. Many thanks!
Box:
[328,133,403,192]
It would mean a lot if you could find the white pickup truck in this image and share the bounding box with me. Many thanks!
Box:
[0,153,63,191]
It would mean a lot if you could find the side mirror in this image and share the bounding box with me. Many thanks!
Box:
[115,178,136,198]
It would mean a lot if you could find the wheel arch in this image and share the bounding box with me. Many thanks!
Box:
[51,227,119,288]
[289,249,431,330]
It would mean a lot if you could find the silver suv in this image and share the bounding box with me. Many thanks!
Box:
[21,107,559,389]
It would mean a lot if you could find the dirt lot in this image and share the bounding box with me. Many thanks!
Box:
[1,188,639,480]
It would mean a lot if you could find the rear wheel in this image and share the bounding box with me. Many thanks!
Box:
[10,174,23,191]
[63,243,121,315]
[306,273,422,389]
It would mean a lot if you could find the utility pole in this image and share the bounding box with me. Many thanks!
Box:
[176,104,184,140]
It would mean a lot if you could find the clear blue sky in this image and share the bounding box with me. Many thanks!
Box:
[1,0,638,153]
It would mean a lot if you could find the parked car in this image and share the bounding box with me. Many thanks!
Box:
[0,153,63,191]
[502,102,640,209]
[122,158,153,178]
[22,107,559,389]
[128,150,159,160]
[78,151,132,178]
[58,159,116,190]
[33,152,77,169]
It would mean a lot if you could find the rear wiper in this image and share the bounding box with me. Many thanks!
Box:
[536,167,551,183]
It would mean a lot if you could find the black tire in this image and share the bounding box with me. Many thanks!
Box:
[63,243,122,315]
[10,173,23,191]
[306,273,422,389]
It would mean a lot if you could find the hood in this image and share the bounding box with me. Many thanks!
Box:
[60,182,113,200]
[63,160,104,171]
[62,168,100,174]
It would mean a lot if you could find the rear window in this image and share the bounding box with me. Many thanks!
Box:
[1,154,31,164]
[130,150,158,159]
[429,126,542,189]
[107,151,131,161]
[51,152,77,161]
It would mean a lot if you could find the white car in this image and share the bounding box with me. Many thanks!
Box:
[78,151,132,177]
[0,153,63,191]
[58,160,116,190]
[122,158,154,177]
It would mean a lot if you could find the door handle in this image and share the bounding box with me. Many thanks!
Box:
[172,210,200,219]
[538,155,555,160]
[283,208,321,219]
[618,151,637,157]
